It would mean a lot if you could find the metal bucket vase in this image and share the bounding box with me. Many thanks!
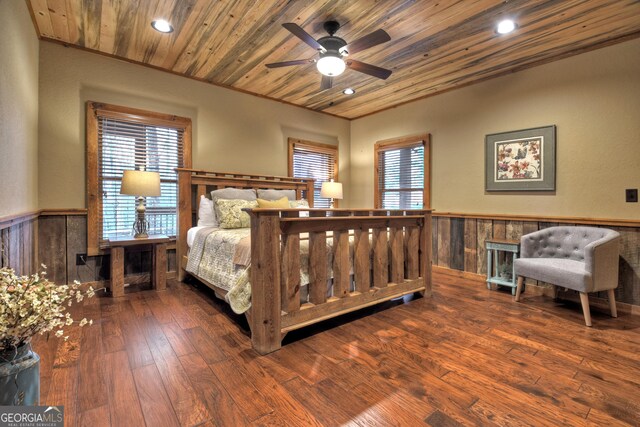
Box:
[0,343,40,406]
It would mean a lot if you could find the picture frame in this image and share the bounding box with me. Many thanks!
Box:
[485,125,556,191]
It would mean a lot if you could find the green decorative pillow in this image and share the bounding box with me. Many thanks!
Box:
[214,199,258,229]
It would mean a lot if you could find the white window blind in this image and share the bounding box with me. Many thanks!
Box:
[97,116,184,241]
[377,143,424,209]
[291,143,337,208]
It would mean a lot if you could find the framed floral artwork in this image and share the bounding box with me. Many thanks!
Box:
[485,125,556,191]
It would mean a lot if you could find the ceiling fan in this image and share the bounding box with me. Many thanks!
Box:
[266,21,392,91]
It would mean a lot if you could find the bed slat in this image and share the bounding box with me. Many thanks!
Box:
[308,210,328,304]
[372,227,388,288]
[406,226,420,280]
[390,225,405,284]
[332,230,350,298]
[354,229,371,293]
[281,225,301,313]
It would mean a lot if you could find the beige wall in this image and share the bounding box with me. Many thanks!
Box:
[0,1,39,217]
[38,43,350,209]
[32,33,640,218]
[351,39,640,220]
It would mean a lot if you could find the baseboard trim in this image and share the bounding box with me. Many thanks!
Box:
[432,265,640,316]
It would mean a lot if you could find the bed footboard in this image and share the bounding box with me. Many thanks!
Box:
[248,208,432,355]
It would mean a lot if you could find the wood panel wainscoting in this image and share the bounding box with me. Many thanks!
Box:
[0,210,38,276]
[39,210,177,289]
[431,212,640,312]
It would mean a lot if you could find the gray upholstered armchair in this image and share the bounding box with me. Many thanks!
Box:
[514,226,621,326]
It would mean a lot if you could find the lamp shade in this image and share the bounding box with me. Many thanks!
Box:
[120,170,161,197]
[320,181,343,199]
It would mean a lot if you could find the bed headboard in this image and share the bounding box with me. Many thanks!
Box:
[175,168,315,277]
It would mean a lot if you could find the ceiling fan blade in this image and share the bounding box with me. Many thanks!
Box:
[347,59,392,80]
[320,75,333,91]
[282,23,326,52]
[265,58,316,68]
[341,29,390,55]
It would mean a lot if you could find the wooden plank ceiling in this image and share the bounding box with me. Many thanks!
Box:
[28,0,640,119]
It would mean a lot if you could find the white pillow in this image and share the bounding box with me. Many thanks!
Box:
[197,196,215,226]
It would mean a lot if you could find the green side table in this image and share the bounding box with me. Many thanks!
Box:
[486,238,521,295]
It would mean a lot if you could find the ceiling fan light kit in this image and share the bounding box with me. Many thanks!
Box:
[317,55,345,76]
[266,20,392,91]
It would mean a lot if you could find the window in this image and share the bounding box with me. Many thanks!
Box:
[86,102,192,254]
[288,138,338,208]
[374,134,430,209]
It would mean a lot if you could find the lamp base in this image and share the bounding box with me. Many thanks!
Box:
[132,218,149,239]
[132,199,150,238]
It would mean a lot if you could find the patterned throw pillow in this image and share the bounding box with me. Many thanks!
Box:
[289,199,310,217]
[214,199,258,229]
[289,199,309,209]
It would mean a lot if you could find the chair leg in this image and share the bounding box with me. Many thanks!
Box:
[514,276,524,302]
[579,292,592,327]
[607,289,618,318]
[552,285,560,300]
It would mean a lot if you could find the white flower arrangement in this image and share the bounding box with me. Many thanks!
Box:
[0,265,95,352]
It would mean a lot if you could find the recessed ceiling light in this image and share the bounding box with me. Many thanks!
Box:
[151,19,174,33]
[496,19,516,35]
[343,88,355,95]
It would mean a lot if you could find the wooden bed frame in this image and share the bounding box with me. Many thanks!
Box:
[177,168,432,354]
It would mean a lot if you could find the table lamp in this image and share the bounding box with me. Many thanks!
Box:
[120,169,161,238]
[320,180,343,209]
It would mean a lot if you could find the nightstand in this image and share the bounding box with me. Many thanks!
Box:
[486,238,521,295]
[107,234,170,297]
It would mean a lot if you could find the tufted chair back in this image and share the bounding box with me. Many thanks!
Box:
[520,226,618,262]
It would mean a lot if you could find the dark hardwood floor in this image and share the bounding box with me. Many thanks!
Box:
[32,271,640,426]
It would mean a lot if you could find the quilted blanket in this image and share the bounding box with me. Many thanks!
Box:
[187,228,354,314]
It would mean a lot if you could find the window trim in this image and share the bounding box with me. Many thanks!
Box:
[287,138,339,208]
[374,133,431,210]
[86,101,192,256]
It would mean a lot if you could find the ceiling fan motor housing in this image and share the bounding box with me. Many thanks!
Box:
[317,36,348,56]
